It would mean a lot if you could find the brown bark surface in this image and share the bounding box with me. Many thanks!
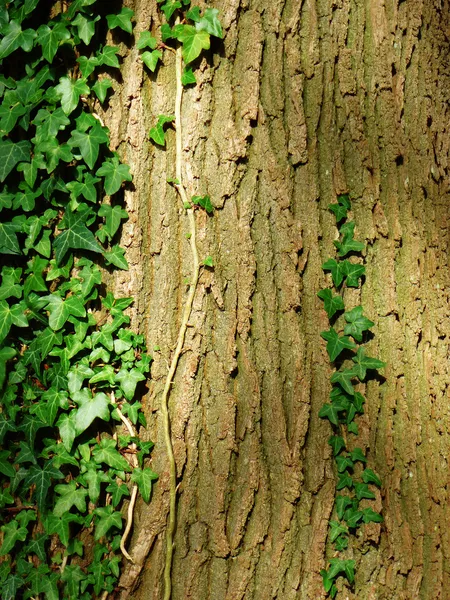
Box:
[101,0,450,598]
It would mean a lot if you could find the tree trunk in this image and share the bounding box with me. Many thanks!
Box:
[104,0,450,598]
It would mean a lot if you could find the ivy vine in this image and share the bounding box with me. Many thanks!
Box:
[0,1,157,599]
[318,195,385,597]
[143,3,223,599]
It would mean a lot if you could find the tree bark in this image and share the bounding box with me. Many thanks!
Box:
[102,0,450,598]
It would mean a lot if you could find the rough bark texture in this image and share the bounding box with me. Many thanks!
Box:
[100,0,450,598]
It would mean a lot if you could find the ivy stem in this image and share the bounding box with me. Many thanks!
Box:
[111,392,138,563]
[160,43,200,600]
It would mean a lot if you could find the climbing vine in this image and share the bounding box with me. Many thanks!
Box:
[0,2,157,598]
[142,3,222,599]
[318,195,385,597]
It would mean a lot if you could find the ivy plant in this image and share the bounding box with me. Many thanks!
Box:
[318,195,385,598]
[0,1,156,598]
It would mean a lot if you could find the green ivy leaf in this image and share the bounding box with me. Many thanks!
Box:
[44,294,86,330]
[328,435,345,456]
[149,114,175,146]
[77,55,99,77]
[53,206,103,264]
[56,413,77,452]
[103,245,129,270]
[329,520,348,543]
[93,505,123,540]
[68,120,110,169]
[181,66,196,85]
[131,467,158,503]
[0,139,31,182]
[196,8,223,38]
[98,204,129,239]
[341,260,365,287]
[96,155,133,195]
[141,49,163,71]
[72,13,100,45]
[362,508,383,523]
[192,195,214,213]
[330,368,356,396]
[322,258,344,287]
[0,520,28,555]
[73,390,111,435]
[336,471,353,490]
[335,495,353,520]
[329,202,348,223]
[161,0,182,20]
[92,438,130,471]
[334,221,365,257]
[317,288,345,319]
[36,22,70,62]
[106,8,134,34]
[80,463,110,503]
[55,77,90,115]
[318,400,346,426]
[351,347,386,380]
[96,46,121,69]
[105,481,130,507]
[78,260,102,297]
[175,24,210,64]
[343,305,374,341]
[91,78,113,104]
[137,31,157,49]
[23,461,64,511]
[362,468,382,487]
[44,512,84,547]
[115,367,146,400]
[349,447,367,463]
[53,481,88,517]
[328,558,356,585]
[320,328,356,362]
[354,482,375,501]
[0,301,13,344]
[0,20,37,59]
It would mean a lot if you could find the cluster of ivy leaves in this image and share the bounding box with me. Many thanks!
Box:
[318,195,385,598]
[143,1,223,146]
[0,1,158,598]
